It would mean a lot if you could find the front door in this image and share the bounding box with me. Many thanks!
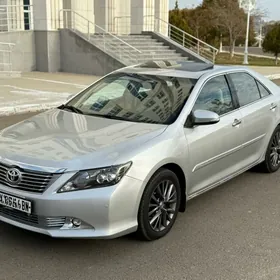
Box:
[185,75,245,196]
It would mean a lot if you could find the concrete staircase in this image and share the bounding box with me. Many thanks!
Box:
[90,34,190,64]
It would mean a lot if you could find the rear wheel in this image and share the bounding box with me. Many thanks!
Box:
[137,169,181,241]
[258,126,280,173]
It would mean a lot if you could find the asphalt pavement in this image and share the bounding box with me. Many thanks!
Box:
[1,80,280,280]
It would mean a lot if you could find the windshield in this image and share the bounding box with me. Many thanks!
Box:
[66,73,197,125]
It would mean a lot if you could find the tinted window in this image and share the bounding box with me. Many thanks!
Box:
[193,75,234,116]
[229,73,261,106]
[257,81,271,98]
[67,73,197,124]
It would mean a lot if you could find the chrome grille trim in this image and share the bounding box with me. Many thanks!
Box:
[0,206,66,228]
[0,162,61,193]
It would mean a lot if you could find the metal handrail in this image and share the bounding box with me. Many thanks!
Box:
[114,15,218,63]
[59,9,142,62]
[155,17,218,51]
[0,4,33,32]
[0,42,15,72]
[114,16,131,35]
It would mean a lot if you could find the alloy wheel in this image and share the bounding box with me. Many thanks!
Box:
[148,180,177,232]
[270,131,280,167]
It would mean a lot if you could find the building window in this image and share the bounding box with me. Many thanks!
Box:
[23,0,30,30]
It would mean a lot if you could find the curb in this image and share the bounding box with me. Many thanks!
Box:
[1,74,280,117]
[266,74,280,80]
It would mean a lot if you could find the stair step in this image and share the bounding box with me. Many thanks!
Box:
[112,45,172,51]
[136,57,190,63]
[118,35,153,39]
[93,41,166,47]
[120,54,187,61]
[91,38,161,45]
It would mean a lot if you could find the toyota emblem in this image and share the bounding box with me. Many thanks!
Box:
[6,168,22,185]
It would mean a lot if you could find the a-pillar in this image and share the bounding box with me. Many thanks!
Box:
[131,0,155,34]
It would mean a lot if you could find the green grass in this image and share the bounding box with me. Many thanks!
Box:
[216,53,279,67]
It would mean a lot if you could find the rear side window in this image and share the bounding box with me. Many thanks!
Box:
[256,81,271,98]
[229,72,261,106]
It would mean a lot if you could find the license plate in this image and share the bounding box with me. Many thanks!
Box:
[0,192,32,214]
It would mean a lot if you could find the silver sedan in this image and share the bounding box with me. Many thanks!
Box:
[0,61,280,241]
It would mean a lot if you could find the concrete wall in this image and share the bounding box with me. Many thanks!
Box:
[34,31,61,72]
[60,29,124,76]
[0,31,36,71]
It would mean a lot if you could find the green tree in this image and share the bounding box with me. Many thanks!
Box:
[263,23,280,65]
[207,0,247,58]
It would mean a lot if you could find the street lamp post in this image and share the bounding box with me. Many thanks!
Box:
[239,0,256,65]
[243,7,251,64]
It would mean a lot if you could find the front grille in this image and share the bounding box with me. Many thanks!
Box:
[0,163,59,193]
[0,205,66,228]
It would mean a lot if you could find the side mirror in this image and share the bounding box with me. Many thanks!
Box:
[190,109,220,126]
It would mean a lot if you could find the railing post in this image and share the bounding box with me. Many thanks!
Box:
[72,11,75,30]
[213,51,216,64]
[65,11,68,29]
[183,33,185,47]
[197,41,200,55]
[88,21,90,40]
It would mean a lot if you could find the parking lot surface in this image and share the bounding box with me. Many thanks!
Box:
[1,80,280,280]
[0,72,97,115]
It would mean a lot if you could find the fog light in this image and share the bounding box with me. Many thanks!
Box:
[72,218,82,227]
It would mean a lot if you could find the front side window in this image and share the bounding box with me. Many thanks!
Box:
[229,72,261,106]
[67,73,197,124]
[193,75,234,116]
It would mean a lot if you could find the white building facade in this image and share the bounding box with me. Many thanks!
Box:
[1,0,169,35]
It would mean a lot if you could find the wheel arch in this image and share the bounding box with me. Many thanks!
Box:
[161,163,187,212]
[141,163,187,213]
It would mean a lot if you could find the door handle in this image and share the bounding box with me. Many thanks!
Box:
[270,103,277,110]
[232,119,242,127]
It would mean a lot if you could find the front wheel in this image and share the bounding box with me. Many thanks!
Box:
[137,169,181,241]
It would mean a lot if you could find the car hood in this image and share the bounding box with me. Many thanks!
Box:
[0,109,167,172]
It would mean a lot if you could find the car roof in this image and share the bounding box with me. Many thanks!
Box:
[115,60,251,80]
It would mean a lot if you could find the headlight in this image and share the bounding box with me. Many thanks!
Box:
[58,162,132,193]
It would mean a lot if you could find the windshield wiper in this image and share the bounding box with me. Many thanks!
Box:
[86,113,142,122]
[86,113,128,121]
[58,105,84,114]
[86,113,161,124]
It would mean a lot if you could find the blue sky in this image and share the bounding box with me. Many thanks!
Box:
[169,0,279,21]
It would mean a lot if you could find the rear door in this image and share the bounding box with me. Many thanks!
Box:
[227,72,278,165]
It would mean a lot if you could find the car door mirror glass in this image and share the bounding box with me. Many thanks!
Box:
[192,109,220,126]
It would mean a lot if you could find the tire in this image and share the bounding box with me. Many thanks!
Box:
[258,126,280,173]
[137,168,181,241]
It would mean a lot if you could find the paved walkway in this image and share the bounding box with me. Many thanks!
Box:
[250,66,280,79]
[0,67,280,116]
[0,72,98,116]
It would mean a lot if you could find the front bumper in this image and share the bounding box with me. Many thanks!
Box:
[0,174,144,238]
